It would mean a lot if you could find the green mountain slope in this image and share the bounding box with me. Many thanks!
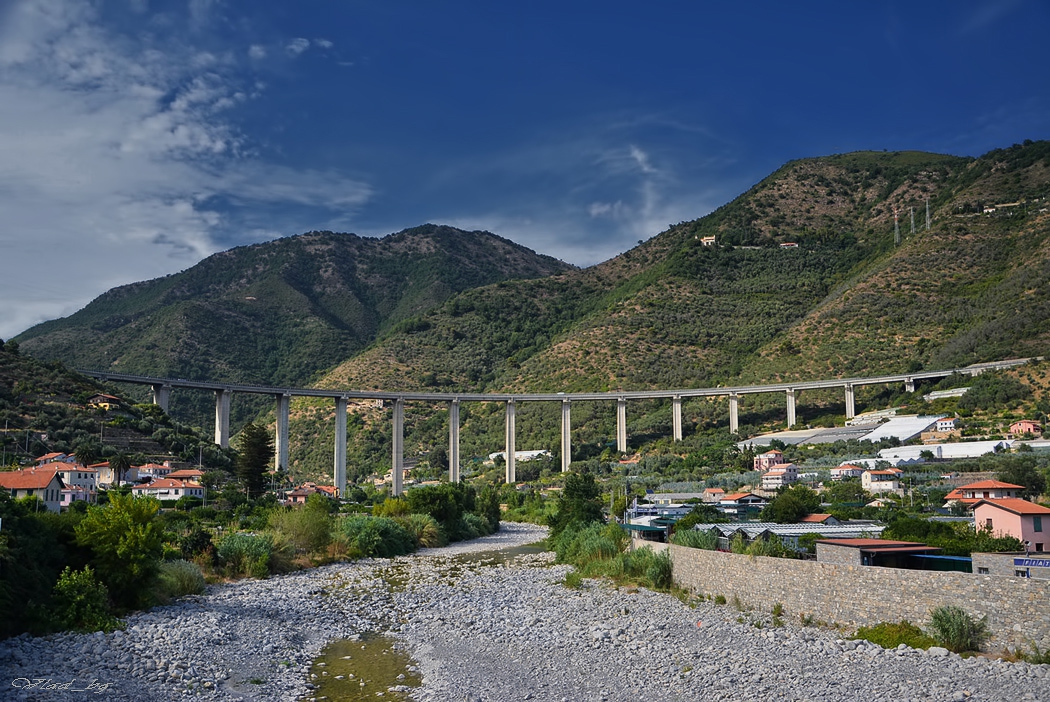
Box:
[14,225,574,426]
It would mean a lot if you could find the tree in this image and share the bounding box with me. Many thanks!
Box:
[762,484,821,523]
[109,452,131,486]
[995,457,1047,499]
[823,479,868,505]
[548,472,604,538]
[74,493,163,609]
[235,423,273,499]
[74,439,102,468]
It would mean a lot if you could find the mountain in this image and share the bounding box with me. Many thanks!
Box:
[283,143,1050,480]
[15,225,574,423]
[15,142,1050,483]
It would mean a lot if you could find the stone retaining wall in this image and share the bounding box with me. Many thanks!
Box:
[637,539,1050,651]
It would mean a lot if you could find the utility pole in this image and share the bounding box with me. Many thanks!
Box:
[910,207,915,235]
[894,208,900,246]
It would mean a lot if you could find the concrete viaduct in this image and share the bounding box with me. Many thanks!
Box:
[80,358,1034,497]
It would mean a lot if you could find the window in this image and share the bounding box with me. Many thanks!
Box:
[1016,569,1030,577]
[985,518,994,529]
[977,567,990,574]
[1035,516,1043,533]
[1037,543,1044,552]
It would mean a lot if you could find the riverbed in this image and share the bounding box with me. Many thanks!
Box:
[3,522,1049,701]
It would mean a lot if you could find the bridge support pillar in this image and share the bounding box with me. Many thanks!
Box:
[786,389,796,428]
[905,378,916,393]
[729,393,739,434]
[505,400,516,483]
[561,399,571,472]
[616,398,627,453]
[449,400,460,483]
[214,390,231,448]
[392,398,404,496]
[275,394,290,473]
[334,397,347,498]
[844,384,856,420]
[672,396,683,441]
[151,384,171,413]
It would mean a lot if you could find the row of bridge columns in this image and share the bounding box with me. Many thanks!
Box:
[155,379,888,498]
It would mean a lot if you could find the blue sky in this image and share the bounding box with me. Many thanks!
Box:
[2,0,1048,339]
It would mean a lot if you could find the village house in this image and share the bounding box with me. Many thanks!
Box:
[61,485,95,508]
[830,464,865,481]
[973,498,1050,552]
[54,462,98,490]
[761,463,798,490]
[0,467,66,513]
[701,487,725,503]
[1010,419,1043,436]
[944,479,1026,509]
[137,462,176,479]
[861,469,901,494]
[754,449,787,472]
[166,468,205,481]
[718,492,767,518]
[94,461,140,486]
[34,452,71,465]
[131,478,204,500]
[799,513,841,526]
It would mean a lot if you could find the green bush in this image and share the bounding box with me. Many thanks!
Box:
[397,513,444,548]
[563,570,583,589]
[852,621,937,650]
[644,550,673,590]
[928,605,990,653]
[156,560,206,601]
[216,532,276,578]
[268,505,331,554]
[336,516,417,558]
[48,566,123,633]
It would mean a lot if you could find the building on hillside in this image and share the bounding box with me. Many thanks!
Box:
[34,452,71,465]
[1010,420,1043,436]
[973,498,1050,552]
[87,394,122,410]
[936,417,958,433]
[649,493,706,505]
[131,478,204,500]
[166,468,205,481]
[861,469,901,494]
[94,461,140,486]
[761,463,798,490]
[0,467,65,513]
[699,235,716,246]
[286,482,339,504]
[138,462,175,479]
[55,463,98,490]
[830,464,865,481]
[754,449,787,472]
[701,487,726,503]
[487,449,551,462]
[943,480,1026,509]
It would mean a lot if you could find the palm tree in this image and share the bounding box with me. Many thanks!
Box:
[109,452,131,486]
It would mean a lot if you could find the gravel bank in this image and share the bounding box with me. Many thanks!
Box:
[2,522,1049,701]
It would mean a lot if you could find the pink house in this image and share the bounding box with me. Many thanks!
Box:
[973,498,1050,552]
[761,463,798,490]
[1010,420,1043,436]
[754,450,787,472]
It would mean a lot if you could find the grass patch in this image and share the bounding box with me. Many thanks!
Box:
[852,621,937,650]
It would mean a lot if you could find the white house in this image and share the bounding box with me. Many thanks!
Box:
[831,464,865,481]
[131,478,204,500]
[0,467,65,513]
[55,462,98,490]
[935,417,958,433]
[761,463,798,490]
[861,469,901,494]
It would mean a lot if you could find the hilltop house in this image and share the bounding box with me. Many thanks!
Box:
[973,498,1050,552]
[754,450,787,472]
[761,463,798,490]
[0,467,66,513]
[861,469,901,494]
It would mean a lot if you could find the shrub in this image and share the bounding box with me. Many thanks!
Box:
[156,560,206,601]
[180,527,214,560]
[268,505,331,554]
[49,566,123,633]
[714,594,727,605]
[852,621,936,650]
[928,605,990,653]
[563,570,583,589]
[397,513,444,548]
[644,550,673,591]
[216,532,275,578]
[336,516,416,558]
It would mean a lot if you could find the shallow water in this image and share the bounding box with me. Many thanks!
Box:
[304,634,421,702]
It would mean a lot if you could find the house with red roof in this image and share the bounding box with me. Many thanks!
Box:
[131,478,204,500]
[830,464,864,481]
[54,462,98,490]
[761,463,798,490]
[973,498,1050,552]
[861,469,901,494]
[166,468,205,481]
[944,480,1025,509]
[754,449,787,472]
[718,492,767,517]
[34,452,71,465]
[701,487,725,503]
[1010,420,1042,436]
[800,513,840,526]
[0,467,65,512]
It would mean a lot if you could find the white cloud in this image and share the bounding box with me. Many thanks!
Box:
[285,38,311,56]
[0,1,372,338]
[314,38,333,49]
[248,44,266,60]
